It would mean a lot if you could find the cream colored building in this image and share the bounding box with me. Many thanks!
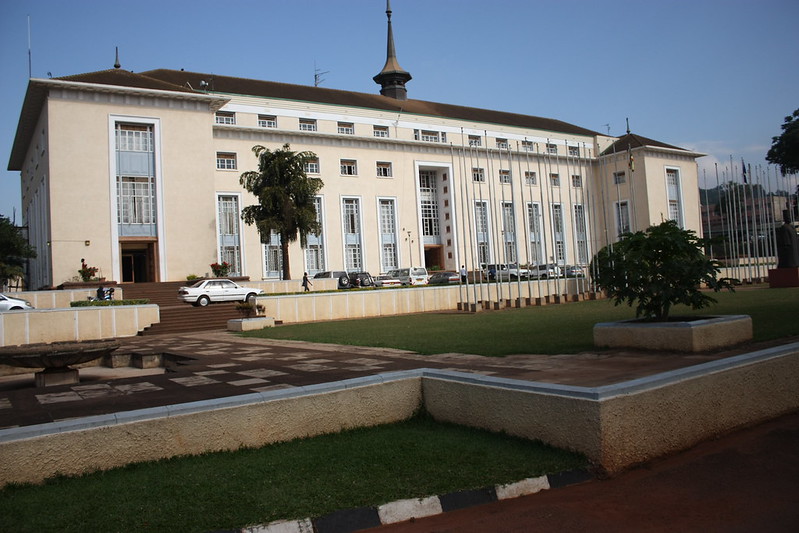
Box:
[8,10,702,289]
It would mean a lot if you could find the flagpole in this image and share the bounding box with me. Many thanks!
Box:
[536,142,551,300]
[516,141,532,302]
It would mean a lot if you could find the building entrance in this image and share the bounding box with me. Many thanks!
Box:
[424,245,444,271]
[120,241,158,283]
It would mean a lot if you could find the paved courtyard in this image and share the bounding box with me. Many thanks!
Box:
[0,330,753,430]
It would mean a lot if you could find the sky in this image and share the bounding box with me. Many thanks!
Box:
[1,0,798,222]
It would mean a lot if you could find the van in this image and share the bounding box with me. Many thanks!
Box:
[389,267,429,286]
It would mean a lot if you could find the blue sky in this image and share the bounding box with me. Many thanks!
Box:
[2,0,798,221]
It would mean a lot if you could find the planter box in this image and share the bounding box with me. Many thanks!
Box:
[593,315,752,352]
[227,317,275,332]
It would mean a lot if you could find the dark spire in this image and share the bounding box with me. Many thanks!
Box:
[373,0,412,100]
[114,47,121,69]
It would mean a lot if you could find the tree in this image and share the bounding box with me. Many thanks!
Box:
[590,220,734,321]
[766,108,799,175]
[0,215,36,289]
[239,144,323,280]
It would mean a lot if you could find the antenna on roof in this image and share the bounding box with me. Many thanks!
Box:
[314,61,329,87]
[27,15,32,78]
[602,124,610,135]
[114,47,121,69]
[626,117,631,135]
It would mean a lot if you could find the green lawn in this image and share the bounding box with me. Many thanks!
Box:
[243,286,799,356]
[0,415,586,533]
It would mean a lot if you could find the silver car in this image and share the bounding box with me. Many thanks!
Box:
[177,279,263,307]
[0,293,35,311]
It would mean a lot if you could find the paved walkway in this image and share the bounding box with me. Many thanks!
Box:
[0,331,767,430]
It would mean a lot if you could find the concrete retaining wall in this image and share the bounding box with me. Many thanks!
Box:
[11,288,126,310]
[0,305,159,347]
[2,342,796,486]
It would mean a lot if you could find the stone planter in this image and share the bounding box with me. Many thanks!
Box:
[593,315,752,352]
[227,317,275,332]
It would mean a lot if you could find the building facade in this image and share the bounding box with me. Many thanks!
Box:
[8,12,703,289]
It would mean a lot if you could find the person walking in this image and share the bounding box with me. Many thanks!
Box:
[460,265,467,283]
[301,272,312,292]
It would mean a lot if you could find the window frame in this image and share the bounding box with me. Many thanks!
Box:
[216,152,237,170]
[340,159,358,176]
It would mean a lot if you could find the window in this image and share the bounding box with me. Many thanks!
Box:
[616,201,631,236]
[572,175,582,188]
[550,173,560,187]
[472,167,485,182]
[342,198,362,271]
[299,118,317,131]
[552,204,565,263]
[216,152,237,170]
[305,158,320,174]
[263,230,282,279]
[524,171,537,185]
[468,135,482,147]
[613,171,626,185]
[568,145,580,157]
[666,168,683,227]
[379,199,398,272]
[217,195,242,276]
[305,196,325,274]
[419,170,440,240]
[574,204,589,264]
[496,138,509,150]
[376,161,392,177]
[258,115,277,128]
[474,201,490,265]
[501,202,516,263]
[499,169,511,184]
[115,122,156,237]
[527,202,542,264]
[546,143,557,154]
[337,122,354,135]
[415,129,445,142]
[340,159,358,176]
[373,125,389,138]
[521,140,534,152]
[215,111,235,125]
[118,177,155,224]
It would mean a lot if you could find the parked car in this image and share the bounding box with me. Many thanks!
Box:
[313,270,347,280]
[390,267,429,286]
[0,293,34,311]
[529,264,561,279]
[565,265,585,277]
[483,263,531,281]
[338,272,376,289]
[427,271,460,285]
[374,274,403,287]
[178,279,264,307]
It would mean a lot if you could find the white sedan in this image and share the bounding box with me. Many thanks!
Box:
[0,293,35,311]
[177,279,263,307]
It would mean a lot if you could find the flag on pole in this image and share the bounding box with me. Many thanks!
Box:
[628,145,634,172]
[742,158,747,184]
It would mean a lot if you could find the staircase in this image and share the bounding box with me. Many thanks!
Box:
[122,281,243,336]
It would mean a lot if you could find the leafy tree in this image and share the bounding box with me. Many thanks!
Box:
[0,215,36,288]
[766,108,799,174]
[239,144,323,280]
[590,220,734,321]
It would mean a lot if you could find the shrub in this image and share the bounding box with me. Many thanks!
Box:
[70,299,150,307]
[590,220,734,321]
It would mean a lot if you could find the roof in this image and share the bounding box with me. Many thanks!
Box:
[141,69,601,136]
[601,133,688,155]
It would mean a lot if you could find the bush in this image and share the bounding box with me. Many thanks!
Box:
[590,220,734,321]
[70,299,150,307]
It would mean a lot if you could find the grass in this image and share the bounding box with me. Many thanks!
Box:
[242,286,799,356]
[0,414,586,533]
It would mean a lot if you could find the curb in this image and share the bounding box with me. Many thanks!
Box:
[235,469,592,533]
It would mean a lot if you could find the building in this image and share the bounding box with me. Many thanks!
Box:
[8,6,703,289]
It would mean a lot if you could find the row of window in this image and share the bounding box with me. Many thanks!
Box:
[214,111,585,154]
[216,152,393,177]
[472,168,583,188]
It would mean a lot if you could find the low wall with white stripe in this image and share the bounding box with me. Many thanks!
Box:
[0,305,159,347]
